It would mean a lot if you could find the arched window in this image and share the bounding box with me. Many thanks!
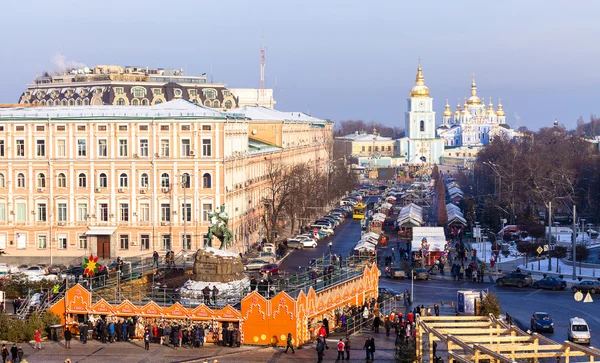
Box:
[203,173,212,188]
[161,173,170,188]
[0,173,5,188]
[155,99,163,105]
[41,100,46,106]
[204,100,211,107]
[57,173,66,187]
[224,100,232,109]
[420,120,425,132]
[141,99,148,106]
[119,173,128,188]
[131,86,146,98]
[54,100,60,106]
[78,173,87,188]
[61,99,67,106]
[68,99,74,106]
[99,173,107,188]
[83,99,89,105]
[212,100,220,108]
[76,99,82,106]
[116,98,126,106]
[131,99,139,106]
[181,173,191,188]
[140,173,149,188]
[37,173,46,188]
[17,173,25,188]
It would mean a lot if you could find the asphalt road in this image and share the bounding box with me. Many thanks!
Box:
[379,276,600,348]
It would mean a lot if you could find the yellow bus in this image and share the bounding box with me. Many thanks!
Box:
[353,202,366,219]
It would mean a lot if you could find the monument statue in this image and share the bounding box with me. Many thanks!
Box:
[204,204,233,250]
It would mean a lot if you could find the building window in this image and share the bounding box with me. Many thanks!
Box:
[79,235,88,249]
[181,203,191,222]
[15,126,25,132]
[141,99,148,106]
[16,140,25,157]
[161,234,171,250]
[115,88,124,95]
[161,173,170,188]
[99,173,107,188]
[77,139,87,156]
[77,125,86,132]
[224,100,232,109]
[139,203,150,222]
[119,125,127,131]
[161,203,171,222]
[83,99,89,106]
[139,139,149,156]
[174,89,182,98]
[181,125,190,131]
[153,89,161,96]
[36,140,46,157]
[37,203,47,222]
[57,173,66,188]
[160,140,170,157]
[213,100,220,108]
[16,203,26,222]
[17,173,25,188]
[181,173,191,188]
[139,125,148,131]
[388,146,391,151]
[132,87,146,98]
[100,203,108,222]
[56,125,66,132]
[0,173,4,188]
[119,173,128,188]
[37,173,46,188]
[362,146,365,152]
[98,139,107,157]
[78,173,87,188]
[420,120,425,132]
[116,99,125,106]
[58,235,67,249]
[38,235,47,249]
[202,125,211,131]
[160,125,169,131]
[120,203,129,222]
[57,140,66,157]
[97,125,107,131]
[202,139,212,157]
[181,139,190,156]
[182,234,191,250]
[0,140,4,157]
[120,235,129,249]
[57,202,67,222]
[189,89,197,97]
[119,140,128,157]
[203,173,212,188]
[0,203,5,221]
[77,203,87,221]
[140,234,150,250]
[140,173,149,188]
[203,88,217,99]
[203,100,211,107]
[202,203,213,222]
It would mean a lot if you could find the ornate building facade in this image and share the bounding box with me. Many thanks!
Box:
[0,100,330,264]
[17,65,276,109]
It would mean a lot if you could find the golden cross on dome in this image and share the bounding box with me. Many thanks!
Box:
[418,57,421,66]
[471,72,476,82]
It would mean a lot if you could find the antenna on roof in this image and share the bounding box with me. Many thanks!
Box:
[260,35,266,97]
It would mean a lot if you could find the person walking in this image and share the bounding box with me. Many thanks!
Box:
[316,335,325,363]
[373,315,381,333]
[363,338,371,360]
[153,251,159,268]
[323,317,329,336]
[336,338,345,360]
[10,345,17,363]
[202,286,211,305]
[434,304,440,317]
[284,332,294,354]
[385,317,392,336]
[64,327,72,349]
[344,337,351,361]
[35,328,42,349]
[144,328,151,350]
[1,344,8,363]
[369,337,376,361]
[212,286,219,306]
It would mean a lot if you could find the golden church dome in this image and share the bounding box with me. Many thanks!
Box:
[486,97,496,115]
[462,99,470,115]
[466,74,482,105]
[409,64,430,98]
[496,99,505,116]
[443,99,452,117]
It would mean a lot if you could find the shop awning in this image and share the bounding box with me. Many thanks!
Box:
[354,240,376,251]
[84,227,117,236]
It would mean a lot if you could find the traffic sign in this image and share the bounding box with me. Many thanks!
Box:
[543,245,549,252]
[584,292,594,303]
[574,291,584,302]
[536,246,543,254]
[313,228,318,235]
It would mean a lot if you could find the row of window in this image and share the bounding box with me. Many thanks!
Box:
[0,138,212,158]
[361,145,397,152]
[0,201,213,223]
[33,98,233,109]
[0,172,212,189]
[1,124,212,133]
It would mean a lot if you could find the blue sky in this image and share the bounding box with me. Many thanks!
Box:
[1,0,599,130]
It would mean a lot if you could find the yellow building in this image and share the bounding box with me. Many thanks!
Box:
[0,100,331,264]
[335,130,397,157]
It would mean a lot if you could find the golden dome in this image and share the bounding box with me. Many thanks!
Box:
[409,64,430,98]
[466,73,481,105]
[443,99,452,117]
[496,99,505,116]
[486,97,496,115]
[462,99,470,114]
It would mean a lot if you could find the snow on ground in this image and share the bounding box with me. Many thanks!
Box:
[518,258,600,281]
[470,241,524,263]
[203,247,240,258]
[179,276,250,306]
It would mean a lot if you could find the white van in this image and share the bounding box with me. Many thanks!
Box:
[568,317,591,344]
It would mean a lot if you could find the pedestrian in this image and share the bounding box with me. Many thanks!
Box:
[122,320,128,342]
[337,338,345,360]
[153,250,159,268]
[10,344,17,363]
[17,346,23,363]
[362,306,370,326]
[64,326,72,349]
[284,332,294,354]
[344,337,351,361]
[434,304,440,317]
[202,285,211,305]
[363,338,371,360]
[35,328,42,349]
[318,324,327,338]
[479,264,485,283]
[385,317,392,336]
[172,327,179,349]
[1,344,8,363]
[316,335,326,363]
[373,315,381,333]
[369,337,376,360]
[212,285,219,305]
[144,328,151,350]
[323,317,329,336]
[472,270,478,283]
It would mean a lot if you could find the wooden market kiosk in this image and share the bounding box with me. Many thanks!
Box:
[48,263,380,347]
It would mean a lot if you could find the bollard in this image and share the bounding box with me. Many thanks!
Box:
[450,301,454,308]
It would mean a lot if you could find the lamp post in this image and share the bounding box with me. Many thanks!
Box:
[547,201,552,271]
[181,174,189,252]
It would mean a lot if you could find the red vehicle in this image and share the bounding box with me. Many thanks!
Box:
[259,264,280,276]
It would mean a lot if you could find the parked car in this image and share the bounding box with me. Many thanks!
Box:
[572,280,600,294]
[64,266,86,279]
[496,272,533,288]
[378,287,403,300]
[412,268,430,280]
[258,252,276,263]
[23,266,46,277]
[259,264,280,276]
[530,312,554,333]
[286,239,304,249]
[568,317,591,344]
[48,264,68,274]
[244,259,270,271]
[384,266,405,279]
[300,239,318,248]
[532,277,567,291]
[295,235,317,243]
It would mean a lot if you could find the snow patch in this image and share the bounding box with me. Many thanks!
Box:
[179,276,250,306]
[202,247,240,258]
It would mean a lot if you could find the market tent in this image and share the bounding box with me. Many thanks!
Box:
[372,213,387,222]
[397,203,423,227]
[411,227,447,252]
[354,240,376,251]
